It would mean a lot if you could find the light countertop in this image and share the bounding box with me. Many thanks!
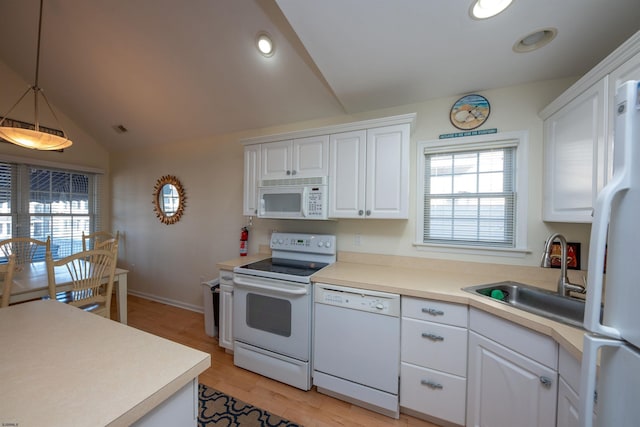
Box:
[0,300,211,426]
[219,251,585,360]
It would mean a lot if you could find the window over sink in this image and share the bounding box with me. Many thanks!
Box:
[415,131,529,256]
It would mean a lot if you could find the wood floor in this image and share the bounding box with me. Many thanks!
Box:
[122,295,440,427]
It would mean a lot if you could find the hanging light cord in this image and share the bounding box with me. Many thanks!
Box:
[0,0,69,139]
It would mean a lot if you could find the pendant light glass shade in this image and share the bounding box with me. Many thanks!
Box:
[0,0,72,151]
[0,126,72,150]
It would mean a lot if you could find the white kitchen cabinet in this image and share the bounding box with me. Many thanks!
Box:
[543,77,607,222]
[243,144,261,216]
[400,297,468,426]
[467,308,558,427]
[556,346,597,427]
[218,270,234,352]
[541,34,640,223]
[260,135,329,180]
[329,123,410,219]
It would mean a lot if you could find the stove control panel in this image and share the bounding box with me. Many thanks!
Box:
[314,283,400,317]
[270,232,336,255]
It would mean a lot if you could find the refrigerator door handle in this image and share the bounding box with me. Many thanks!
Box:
[579,334,623,427]
[584,83,635,337]
[585,173,626,338]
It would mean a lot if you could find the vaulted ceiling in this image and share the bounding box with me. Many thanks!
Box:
[0,0,639,151]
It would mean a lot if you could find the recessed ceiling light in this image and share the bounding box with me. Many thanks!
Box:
[256,32,275,57]
[470,0,513,19]
[513,28,557,53]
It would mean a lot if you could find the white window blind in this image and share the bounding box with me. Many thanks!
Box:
[423,146,516,248]
[0,161,102,260]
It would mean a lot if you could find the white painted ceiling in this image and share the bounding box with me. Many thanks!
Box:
[0,0,639,152]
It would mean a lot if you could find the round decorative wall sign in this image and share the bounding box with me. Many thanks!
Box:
[449,94,490,130]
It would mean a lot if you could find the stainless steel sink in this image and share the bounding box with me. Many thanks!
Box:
[463,281,586,328]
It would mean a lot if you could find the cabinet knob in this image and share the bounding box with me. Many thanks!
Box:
[539,376,553,388]
[422,308,445,316]
[291,170,297,175]
[286,170,291,175]
[366,210,371,216]
[421,332,445,341]
[421,379,444,390]
[358,210,364,216]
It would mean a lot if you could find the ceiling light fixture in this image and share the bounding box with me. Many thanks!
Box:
[256,32,275,57]
[513,28,557,53]
[0,0,72,150]
[470,0,513,19]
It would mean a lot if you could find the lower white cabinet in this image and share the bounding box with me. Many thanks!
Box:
[218,270,234,351]
[400,297,468,425]
[467,309,558,427]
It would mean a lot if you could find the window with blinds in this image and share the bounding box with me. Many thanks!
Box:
[416,132,528,253]
[424,147,515,247]
[0,162,102,259]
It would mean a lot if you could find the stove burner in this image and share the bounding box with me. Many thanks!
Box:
[240,257,329,277]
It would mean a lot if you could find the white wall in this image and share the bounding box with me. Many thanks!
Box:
[111,77,592,311]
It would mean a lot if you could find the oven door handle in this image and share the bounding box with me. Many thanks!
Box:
[234,277,309,296]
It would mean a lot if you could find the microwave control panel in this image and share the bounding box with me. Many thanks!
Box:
[306,188,325,218]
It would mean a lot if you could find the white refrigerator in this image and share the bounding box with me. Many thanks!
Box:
[579,79,640,426]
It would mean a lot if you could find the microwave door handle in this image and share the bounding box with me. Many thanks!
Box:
[301,187,309,218]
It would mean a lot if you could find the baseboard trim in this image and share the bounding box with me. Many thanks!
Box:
[127,290,203,314]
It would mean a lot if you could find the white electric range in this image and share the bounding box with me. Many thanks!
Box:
[232,232,336,390]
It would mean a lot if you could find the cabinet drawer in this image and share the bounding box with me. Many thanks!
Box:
[401,318,467,377]
[402,296,467,327]
[400,362,466,426]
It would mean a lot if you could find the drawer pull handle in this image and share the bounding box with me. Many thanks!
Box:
[539,376,553,388]
[421,380,443,390]
[421,332,444,341]
[422,308,444,316]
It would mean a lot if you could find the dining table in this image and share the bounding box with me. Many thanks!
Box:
[1,261,129,324]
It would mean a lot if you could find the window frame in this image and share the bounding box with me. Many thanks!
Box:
[0,158,103,260]
[415,131,529,257]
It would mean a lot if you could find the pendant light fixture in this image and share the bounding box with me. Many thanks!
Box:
[0,0,72,150]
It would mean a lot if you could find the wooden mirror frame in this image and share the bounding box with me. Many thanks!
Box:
[153,175,186,225]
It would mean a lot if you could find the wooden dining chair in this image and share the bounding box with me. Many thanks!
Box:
[0,237,51,268]
[82,231,119,252]
[0,254,16,308]
[45,245,118,318]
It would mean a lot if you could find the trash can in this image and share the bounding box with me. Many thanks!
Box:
[202,279,220,337]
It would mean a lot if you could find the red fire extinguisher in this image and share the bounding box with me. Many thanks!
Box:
[240,227,249,256]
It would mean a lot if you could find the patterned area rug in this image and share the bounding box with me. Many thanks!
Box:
[198,384,302,427]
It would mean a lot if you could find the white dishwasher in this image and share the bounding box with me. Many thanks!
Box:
[313,283,401,419]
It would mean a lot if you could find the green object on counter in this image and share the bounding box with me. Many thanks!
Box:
[490,289,505,301]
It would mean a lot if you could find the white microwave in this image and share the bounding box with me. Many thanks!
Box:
[258,177,329,220]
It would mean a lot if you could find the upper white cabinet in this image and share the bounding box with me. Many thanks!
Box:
[329,124,410,219]
[243,144,261,216]
[541,32,640,222]
[240,113,415,218]
[543,77,607,222]
[261,135,329,180]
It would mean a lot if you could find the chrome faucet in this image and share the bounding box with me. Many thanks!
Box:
[541,233,586,297]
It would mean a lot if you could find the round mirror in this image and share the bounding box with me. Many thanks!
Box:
[153,175,186,224]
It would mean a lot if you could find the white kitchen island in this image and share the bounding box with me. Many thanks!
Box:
[0,300,210,427]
